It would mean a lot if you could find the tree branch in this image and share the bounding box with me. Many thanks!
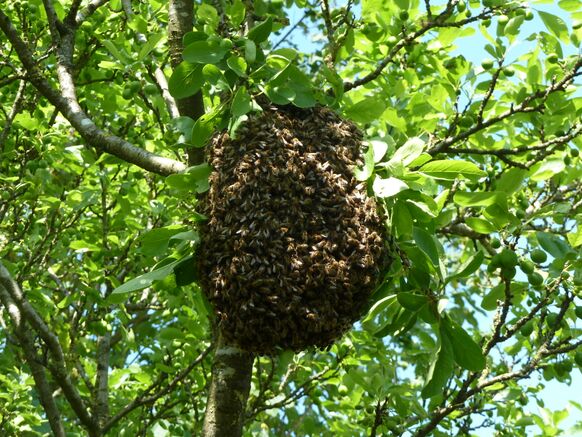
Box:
[74,0,109,26]
[343,3,493,91]
[168,0,206,165]
[429,57,582,155]
[0,264,66,437]
[102,344,212,433]
[412,280,576,436]
[0,9,186,176]
[0,262,98,432]
[94,332,111,428]
[0,79,26,149]
[202,330,254,437]
[154,66,180,119]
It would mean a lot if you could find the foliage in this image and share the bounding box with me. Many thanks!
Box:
[0,0,581,435]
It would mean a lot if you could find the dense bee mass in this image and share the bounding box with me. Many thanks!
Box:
[197,104,388,354]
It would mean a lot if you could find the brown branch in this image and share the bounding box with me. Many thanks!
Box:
[74,0,109,26]
[0,264,66,437]
[0,262,97,432]
[438,223,496,256]
[102,344,213,433]
[343,4,492,91]
[272,12,309,50]
[482,278,512,356]
[412,282,575,436]
[0,9,186,176]
[320,0,336,68]
[443,123,582,164]
[168,0,206,165]
[154,67,180,119]
[424,0,433,19]
[246,353,345,419]
[94,333,111,428]
[64,0,83,26]
[477,64,503,124]
[0,79,26,149]
[430,57,582,155]
[203,330,254,437]
[370,398,389,437]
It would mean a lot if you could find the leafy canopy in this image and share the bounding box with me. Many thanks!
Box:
[0,0,581,435]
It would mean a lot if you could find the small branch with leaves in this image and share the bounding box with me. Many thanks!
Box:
[0,8,185,175]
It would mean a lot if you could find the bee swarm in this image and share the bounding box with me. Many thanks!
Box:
[197,105,388,354]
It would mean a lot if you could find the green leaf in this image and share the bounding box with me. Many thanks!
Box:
[13,113,38,130]
[448,250,484,282]
[168,62,204,99]
[375,308,416,338]
[271,48,298,61]
[536,232,570,258]
[366,139,390,163]
[139,225,188,257]
[393,201,413,238]
[453,191,504,207]
[112,258,182,294]
[383,108,407,132]
[69,240,101,253]
[558,0,581,11]
[248,17,273,43]
[244,39,257,63]
[413,227,440,268]
[159,327,183,341]
[397,292,427,311]
[420,160,486,181]
[387,137,425,169]
[102,40,129,64]
[362,294,397,326]
[183,31,207,46]
[285,66,316,108]
[264,84,295,105]
[530,159,565,181]
[481,283,504,311]
[484,203,514,229]
[174,255,198,286]
[344,97,386,124]
[465,217,497,234]
[137,33,163,61]
[567,225,582,248]
[322,64,344,101]
[183,39,229,64]
[170,116,195,144]
[226,56,247,77]
[538,11,569,42]
[191,107,223,147]
[231,86,252,117]
[354,142,375,181]
[442,317,486,371]
[496,168,527,193]
[372,176,408,198]
[170,231,199,242]
[197,3,219,28]
[504,16,524,36]
[421,332,454,398]
[202,64,226,86]
[166,163,212,193]
[226,0,245,27]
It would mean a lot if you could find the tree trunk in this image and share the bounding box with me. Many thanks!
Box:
[202,329,254,437]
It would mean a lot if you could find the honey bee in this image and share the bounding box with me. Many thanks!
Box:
[196,104,389,354]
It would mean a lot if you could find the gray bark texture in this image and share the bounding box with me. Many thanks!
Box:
[202,330,254,437]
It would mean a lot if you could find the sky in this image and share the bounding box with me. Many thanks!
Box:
[274,1,582,434]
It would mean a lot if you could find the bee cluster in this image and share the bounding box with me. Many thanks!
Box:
[197,104,388,354]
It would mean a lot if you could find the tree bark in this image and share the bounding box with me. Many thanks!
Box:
[168,0,206,165]
[202,329,254,437]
